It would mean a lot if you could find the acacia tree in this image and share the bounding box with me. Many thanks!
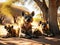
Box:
[34,0,60,35]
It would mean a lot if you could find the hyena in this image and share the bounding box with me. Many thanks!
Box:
[38,21,54,37]
[4,25,19,37]
[19,11,35,39]
[4,25,13,37]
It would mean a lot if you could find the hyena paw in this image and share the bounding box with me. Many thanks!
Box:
[19,34,26,38]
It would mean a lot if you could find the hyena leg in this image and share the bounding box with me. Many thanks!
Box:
[19,29,26,38]
[19,28,22,37]
[25,30,33,38]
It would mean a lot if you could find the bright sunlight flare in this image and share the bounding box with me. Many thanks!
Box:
[0,0,7,2]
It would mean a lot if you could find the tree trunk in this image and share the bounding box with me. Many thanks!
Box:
[49,0,59,35]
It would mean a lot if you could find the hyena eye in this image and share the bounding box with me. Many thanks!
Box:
[29,16,32,19]
[25,16,28,19]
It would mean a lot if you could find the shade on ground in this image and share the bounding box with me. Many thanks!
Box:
[0,36,60,45]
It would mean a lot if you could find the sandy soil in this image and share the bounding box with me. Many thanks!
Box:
[0,36,60,45]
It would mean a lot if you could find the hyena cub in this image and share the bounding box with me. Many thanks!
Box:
[19,11,34,39]
[4,25,13,37]
[4,25,19,37]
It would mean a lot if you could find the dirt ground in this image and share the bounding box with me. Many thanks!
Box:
[0,36,60,45]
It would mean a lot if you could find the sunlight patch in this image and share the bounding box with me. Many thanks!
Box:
[0,0,7,2]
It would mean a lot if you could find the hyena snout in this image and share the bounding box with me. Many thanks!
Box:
[25,17,32,23]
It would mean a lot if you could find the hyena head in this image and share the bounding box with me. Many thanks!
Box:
[4,25,13,33]
[22,11,35,23]
[39,21,54,37]
[4,25,14,37]
[39,21,49,34]
[39,21,49,30]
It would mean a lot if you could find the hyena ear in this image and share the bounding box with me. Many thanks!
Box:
[4,26,7,29]
[46,21,48,24]
[31,11,35,16]
[11,26,13,28]
[22,11,25,16]
[39,21,42,24]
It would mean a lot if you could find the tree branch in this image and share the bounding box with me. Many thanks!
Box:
[34,0,48,20]
[34,0,48,11]
[34,0,43,7]
[56,0,60,8]
[43,0,48,7]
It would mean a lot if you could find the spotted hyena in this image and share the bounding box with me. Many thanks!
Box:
[4,24,20,37]
[38,21,54,37]
[19,11,35,38]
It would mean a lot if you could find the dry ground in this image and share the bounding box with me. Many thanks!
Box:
[0,36,60,45]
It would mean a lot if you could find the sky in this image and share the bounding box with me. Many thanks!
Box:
[14,0,41,16]
[0,0,6,2]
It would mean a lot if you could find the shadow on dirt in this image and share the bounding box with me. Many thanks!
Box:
[0,35,60,45]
